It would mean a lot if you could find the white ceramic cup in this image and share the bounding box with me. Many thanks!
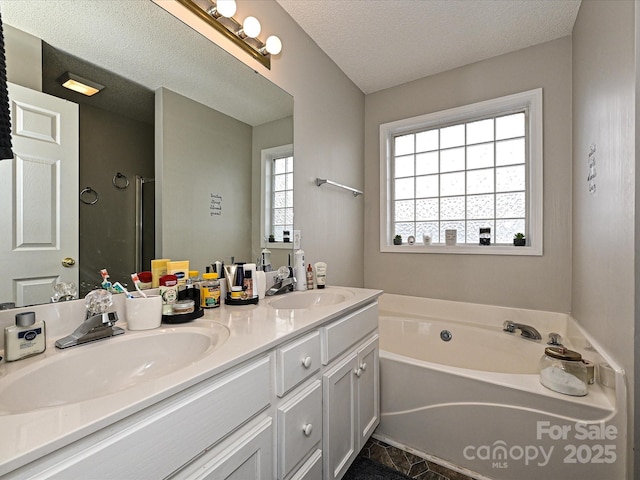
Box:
[445,229,457,246]
[125,295,162,330]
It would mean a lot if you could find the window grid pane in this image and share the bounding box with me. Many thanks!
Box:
[392,112,527,244]
[271,155,294,238]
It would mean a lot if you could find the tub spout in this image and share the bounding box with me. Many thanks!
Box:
[503,321,542,341]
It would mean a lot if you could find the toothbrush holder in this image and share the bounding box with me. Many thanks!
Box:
[125,295,162,330]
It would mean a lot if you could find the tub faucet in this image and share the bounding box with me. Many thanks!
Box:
[547,332,563,346]
[502,321,542,341]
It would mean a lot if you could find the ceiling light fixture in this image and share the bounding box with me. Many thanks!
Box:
[57,72,104,96]
[176,0,282,69]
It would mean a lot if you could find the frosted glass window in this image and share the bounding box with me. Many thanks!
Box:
[395,155,414,177]
[384,89,540,249]
[416,175,439,198]
[395,134,414,155]
[416,151,439,175]
[416,129,439,152]
[440,147,465,173]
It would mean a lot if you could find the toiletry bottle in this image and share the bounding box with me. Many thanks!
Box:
[201,273,221,308]
[4,311,46,361]
[243,270,253,298]
[167,260,190,286]
[314,262,327,289]
[306,263,314,290]
[294,249,306,291]
[159,274,178,315]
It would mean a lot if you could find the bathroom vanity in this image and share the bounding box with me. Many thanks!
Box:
[0,286,381,480]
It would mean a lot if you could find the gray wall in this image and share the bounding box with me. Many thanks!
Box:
[363,37,573,312]
[155,87,253,272]
[234,0,366,288]
[571,2,636,477]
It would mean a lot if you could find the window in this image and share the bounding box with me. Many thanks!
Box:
[261,145,294,246]
[380,89,542,255]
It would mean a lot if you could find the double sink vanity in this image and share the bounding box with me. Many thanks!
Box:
[0,286,382,480]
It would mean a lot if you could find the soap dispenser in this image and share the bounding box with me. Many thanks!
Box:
[4,311,46,361]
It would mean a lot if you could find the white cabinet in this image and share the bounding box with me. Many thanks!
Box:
[321,302,379,480]
[4,299,379,480]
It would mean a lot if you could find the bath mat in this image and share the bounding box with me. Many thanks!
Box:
[343,456,414,480]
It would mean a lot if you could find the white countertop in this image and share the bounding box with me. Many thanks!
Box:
[0,286,382,476]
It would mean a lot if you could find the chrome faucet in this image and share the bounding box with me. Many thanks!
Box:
[266,267,296,296]
[55,312,124,349]
[502,321,542,341]
[55,289,125,349]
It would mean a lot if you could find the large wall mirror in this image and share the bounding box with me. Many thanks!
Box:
[1,0,293,307]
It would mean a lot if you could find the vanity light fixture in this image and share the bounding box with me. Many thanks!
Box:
[175,0,282,69]
[57,72,104,96]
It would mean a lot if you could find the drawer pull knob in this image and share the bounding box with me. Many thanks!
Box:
[360,362,367,371]
[302,356,312,368]
[354,368,362,377]
[303,424,313,436]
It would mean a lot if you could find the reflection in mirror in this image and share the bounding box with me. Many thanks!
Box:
[1,0,293,306]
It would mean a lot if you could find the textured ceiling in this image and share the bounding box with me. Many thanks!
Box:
[3,0,292,126]
[276,0,581,94]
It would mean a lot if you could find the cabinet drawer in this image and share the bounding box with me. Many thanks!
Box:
[278,380,322,479]
[321,302,378,365]
[276,330,321,397]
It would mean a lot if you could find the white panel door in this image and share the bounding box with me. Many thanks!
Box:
[0,83,78,306]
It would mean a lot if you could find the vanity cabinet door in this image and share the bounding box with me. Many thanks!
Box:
[322,351,358,480]
[356,335,379,446]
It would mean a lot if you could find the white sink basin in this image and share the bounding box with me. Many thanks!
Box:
[268,288,354,309]
[0,325,229,414]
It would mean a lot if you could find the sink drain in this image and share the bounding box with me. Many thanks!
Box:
[440,330,452,342]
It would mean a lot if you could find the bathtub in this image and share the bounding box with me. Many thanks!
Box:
[375,294,627,480]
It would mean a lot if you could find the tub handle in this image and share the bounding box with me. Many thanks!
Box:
[302,356,312,368]
[302,423,313,436]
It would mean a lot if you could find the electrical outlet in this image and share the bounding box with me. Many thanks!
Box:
[293,230,301,249]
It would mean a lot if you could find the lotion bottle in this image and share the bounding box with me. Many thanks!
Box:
[4,311,46,361]
[314,262,327,289]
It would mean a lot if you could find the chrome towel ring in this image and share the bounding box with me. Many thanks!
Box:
[80,187,99,205]
[112,172,130,189]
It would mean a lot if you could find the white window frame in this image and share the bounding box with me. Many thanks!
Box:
[260,144,294,249]
[379,88,543,256]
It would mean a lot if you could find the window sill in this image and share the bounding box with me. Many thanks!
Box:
[262,242,294,250]
[380,244,542,256]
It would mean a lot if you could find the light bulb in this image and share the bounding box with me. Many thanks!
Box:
[216,0,236,18]
[265,35,282,55]
[242,16,261,38]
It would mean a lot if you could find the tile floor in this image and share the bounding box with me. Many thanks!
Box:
[358,437,479,480]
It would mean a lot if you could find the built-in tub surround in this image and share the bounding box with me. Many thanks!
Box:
[0,286,381,477]
[376,294,626,480]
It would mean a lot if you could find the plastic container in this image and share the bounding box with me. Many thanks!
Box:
[4,311,46,361]
[125,295,162,330]
[539,347,589,396]
[173,299,195,315]
[201,273,221,308]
